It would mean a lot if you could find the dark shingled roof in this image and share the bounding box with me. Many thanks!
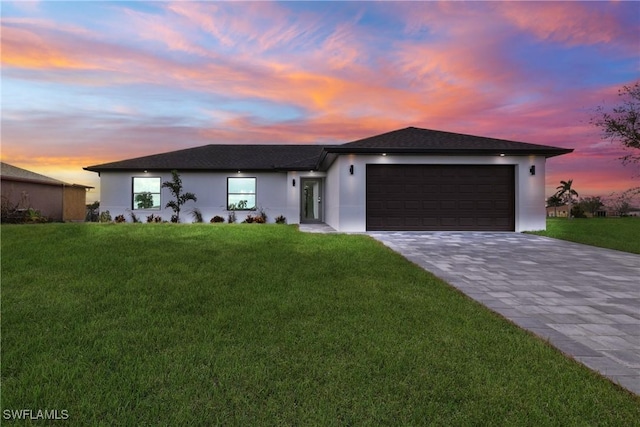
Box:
[84,144,326,172]
[85,127,573,172]
[325,127,573,157]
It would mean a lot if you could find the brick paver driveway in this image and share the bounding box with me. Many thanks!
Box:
[370,232,640,395]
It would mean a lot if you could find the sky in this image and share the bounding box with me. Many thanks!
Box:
[1,1,639,203]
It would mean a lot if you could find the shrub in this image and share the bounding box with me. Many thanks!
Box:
[190,208,203,223]
[210,215,225,223]
[99,210,112,223]
[130,212,141,223]
[254,216,265,224]
[275,215,287,224]
[24,208,48,223]
[228,211,236,224]
[243,215,255,224]
[114,214,126,223]
[147,214,162,223]
[570,205,587,219]
[257,207,267,223]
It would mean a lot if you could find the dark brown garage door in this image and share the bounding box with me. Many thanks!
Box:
[367,164,515,231]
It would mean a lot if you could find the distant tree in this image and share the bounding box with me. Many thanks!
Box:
[591,82,640,165]
[579,196,604,217]
[607,187,640,217]
[546,194,564,217]
[570,204,587,218]
[134,192,154,209]
[161,170,197,223]
[85,201,100,222]
[555,180,579,219]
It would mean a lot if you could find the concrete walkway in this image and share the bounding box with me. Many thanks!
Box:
[369,232,640,395]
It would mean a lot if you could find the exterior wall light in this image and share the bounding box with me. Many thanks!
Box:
[529,165,536,176]
[292,178,296,187]
[349,164,354,175]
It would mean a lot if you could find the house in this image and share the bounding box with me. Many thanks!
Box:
[1,162,94,222]
[546,205,568,218]
[84,127,572,232]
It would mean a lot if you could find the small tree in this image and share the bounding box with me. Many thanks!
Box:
[578,196,604,217]
[161,170,197,223]
[85,201,100,222]
[555,180,579,220]
[591,82,640,165]
[608,187,640,217]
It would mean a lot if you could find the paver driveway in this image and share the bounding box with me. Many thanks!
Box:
[369,232,640,395]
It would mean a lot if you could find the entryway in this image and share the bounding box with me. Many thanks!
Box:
[300,178,323,223]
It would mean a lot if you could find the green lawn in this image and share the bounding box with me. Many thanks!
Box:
[2,224,639,425]
[529,217,640,254]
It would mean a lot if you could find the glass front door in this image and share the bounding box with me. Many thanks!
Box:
[301,178,323,223]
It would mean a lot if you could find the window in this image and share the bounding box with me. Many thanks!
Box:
[228,177,256,210]
[132,177,161,210]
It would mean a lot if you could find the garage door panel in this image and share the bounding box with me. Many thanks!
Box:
[404,200,421,210]
[440,217,458,226]
[459,184,476,193]
[440,200,457,210]
[367,165,514,231]
[423,201,438,210]
[422,217,438,226]
[476,200,494,210]
[494,200,511,210]
[459,217,475,226]
[368,201,384,210]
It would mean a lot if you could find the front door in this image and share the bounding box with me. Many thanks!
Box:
[301,178,323,223]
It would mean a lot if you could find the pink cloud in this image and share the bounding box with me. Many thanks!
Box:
[498,2,634,47]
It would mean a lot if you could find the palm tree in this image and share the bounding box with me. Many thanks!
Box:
[162,170,197,223]
[555,180,579,219]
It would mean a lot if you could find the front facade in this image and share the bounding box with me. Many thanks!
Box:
[85,127,572,232]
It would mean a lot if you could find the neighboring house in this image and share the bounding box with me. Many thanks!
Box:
[84,127,572,232]
[1,162,93,222]
[546,205,568,218]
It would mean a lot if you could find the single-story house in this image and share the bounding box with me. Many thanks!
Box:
[84,127,572,232]
[546,205,569,218]
[1,162,94,222]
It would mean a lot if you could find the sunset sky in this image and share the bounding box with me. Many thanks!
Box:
[2,1,638,202]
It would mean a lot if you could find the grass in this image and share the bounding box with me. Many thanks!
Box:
[2,223,639,425]
[529,217,640,254]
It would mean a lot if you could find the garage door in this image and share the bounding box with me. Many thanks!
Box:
[366,165,515,231]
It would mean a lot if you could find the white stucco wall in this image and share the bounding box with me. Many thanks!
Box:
[99,171,292,223]
[97,154,547,231]
[324,154,548,232]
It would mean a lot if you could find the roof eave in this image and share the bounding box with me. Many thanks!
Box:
[84,166,319,173]
[324,147,574,158]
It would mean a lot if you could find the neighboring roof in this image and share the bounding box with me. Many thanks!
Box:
[84,127,573,172]
[1,162,65,185]
[1,162,93,188]
[84,145,326,172]
[325,127,573,158]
